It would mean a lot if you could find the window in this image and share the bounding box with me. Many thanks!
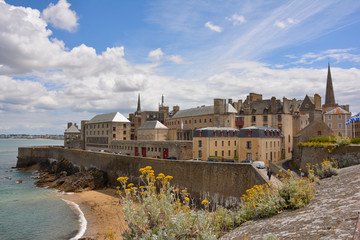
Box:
[189,120,191,124]
[263,116,268,122]
[246,141,251,149]
[195,120,197,123]
[328,123,332,128]
[318,131,322,136]
[198,150,202,157]
[328,115,332,120]
[204,119,207,123]
[228,141,230,146]
[234,141,236,146]
[228,150,231,156]
[251,116,256,122]
[288,147,290,153]
[278,115,282,121]
[198,140,202,147]
[199,119,202,123]
[113,134,116,138]
[222,151,224,157]
[338,115,342,120]
[113,127,116,131]
[247,153,251,160]
[209,119,212,122]
[338,123,342,129]
[246,129,252,137]
[288,135,291,143]
[222,141,224,147]
[123,131,126,134]
[234,150,237,156]
[215,151,218,156]
[185,120,187,124]
[215,141,217,147]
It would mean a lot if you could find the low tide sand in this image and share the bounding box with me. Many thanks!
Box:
[62,189,127,240]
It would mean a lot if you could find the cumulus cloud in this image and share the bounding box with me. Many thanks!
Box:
[148,48,164,61]
[227,14,246,25]
[42,0,78,32]
[205,21,222,32]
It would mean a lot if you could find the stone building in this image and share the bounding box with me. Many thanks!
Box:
[109,140,192,160]
[234,93,307,160]
[64,122,81,147]
[322,63,352,137]
[193,127,240,161]
[323,107,352,137]
[238,126,282,165]
[166,98,237,141]
[83,112,131,150]
[137,120,169,141]
[129,94,170,140]
[192,126,281,165]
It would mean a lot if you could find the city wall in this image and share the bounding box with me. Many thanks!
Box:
[294,145,360,172]
[17,146,266,206]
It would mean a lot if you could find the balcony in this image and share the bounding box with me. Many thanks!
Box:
[235,120,244,126]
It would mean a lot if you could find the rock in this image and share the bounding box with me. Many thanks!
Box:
[15,180,23,184]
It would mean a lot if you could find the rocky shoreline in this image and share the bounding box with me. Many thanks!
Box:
[30,158,108,192]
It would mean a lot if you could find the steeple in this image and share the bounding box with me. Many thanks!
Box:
[324,62,336,107]
[136,93,141,114]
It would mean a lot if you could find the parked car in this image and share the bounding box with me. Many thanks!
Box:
[240,160,254,164]
[253,161,265,169]
[207,159,218,162]
[192,158,201,161]
[224,159,236,163]
[167,157,177,160]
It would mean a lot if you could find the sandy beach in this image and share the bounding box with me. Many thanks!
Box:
[62,189,127,240]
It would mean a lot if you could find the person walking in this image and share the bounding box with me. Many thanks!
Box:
[267,167,272,180]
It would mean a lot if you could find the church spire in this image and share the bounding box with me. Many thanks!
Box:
[324,62,336,107]
[136,93,141,114]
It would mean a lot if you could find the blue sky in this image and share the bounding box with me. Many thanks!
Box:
[1,0,360,134]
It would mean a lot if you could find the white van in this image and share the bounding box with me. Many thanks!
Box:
[253,161,265,169]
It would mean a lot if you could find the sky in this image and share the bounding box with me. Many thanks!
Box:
[1,0,360,134]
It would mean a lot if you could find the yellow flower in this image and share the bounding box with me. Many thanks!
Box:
[201,199,209,205]
[184,197,189,201]
[171,233,174,236]
[139,186,145,189]
[165,175,173,180]
[139,175,144,178]
[127,183,134,187]
[252,202,256,208]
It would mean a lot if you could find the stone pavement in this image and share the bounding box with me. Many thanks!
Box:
[220,164,360,240]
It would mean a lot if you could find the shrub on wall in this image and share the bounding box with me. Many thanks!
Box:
[115,166,317,239]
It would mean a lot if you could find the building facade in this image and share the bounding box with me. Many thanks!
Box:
[323,107,352,137]
[83,112,131,150]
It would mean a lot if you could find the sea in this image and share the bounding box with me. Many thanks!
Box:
[0,139,85,240]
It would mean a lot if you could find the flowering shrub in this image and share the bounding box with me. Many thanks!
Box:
[306,160,338,179]
[117,166,316,239]
[278,169,315,209]
[297,135,351,151]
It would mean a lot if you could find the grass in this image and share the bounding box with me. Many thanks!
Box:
[114,166,317,239]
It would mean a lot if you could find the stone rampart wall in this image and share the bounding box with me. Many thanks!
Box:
[294,145,360,172]
[17,146,266,206]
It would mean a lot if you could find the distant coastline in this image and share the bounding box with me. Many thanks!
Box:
[0,134,64,140]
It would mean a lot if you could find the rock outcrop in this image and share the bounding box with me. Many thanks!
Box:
[34,158,108,192]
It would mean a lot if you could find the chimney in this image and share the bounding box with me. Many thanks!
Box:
[67,122,72,129]
[283,97,290,114]
[270,97,277,114]
[314,94,321,110]
[74,123,78,129]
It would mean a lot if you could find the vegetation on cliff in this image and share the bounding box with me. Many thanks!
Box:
[114,166,316,239]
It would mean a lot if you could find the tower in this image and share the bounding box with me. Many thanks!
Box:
[323,63,336,108]
[136,93,141,115]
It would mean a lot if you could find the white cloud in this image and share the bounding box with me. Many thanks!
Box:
[42,0,78,32]
[292,49,360,65]
[227,14,246,25]
[167,55,184,64]
[148,48,164,61]
[205,21,222,32]
[275,18,297,29]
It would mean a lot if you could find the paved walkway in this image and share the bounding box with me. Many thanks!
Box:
[220,164,360,240]
[257,168,283,189]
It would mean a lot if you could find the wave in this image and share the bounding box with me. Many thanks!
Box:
[62,199,87,240]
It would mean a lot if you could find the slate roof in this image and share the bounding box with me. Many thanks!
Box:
[65,125,80,133]
[171,104,237,119]
[324,106,350,115]
[138,120,168,130]
[89,112,130,123]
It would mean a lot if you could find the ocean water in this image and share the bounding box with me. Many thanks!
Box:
[0,139,82,240]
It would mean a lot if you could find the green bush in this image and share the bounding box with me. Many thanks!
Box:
[116,166,316,239]
[351,138,360,144]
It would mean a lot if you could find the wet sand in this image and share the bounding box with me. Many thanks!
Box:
[62,189,127,240]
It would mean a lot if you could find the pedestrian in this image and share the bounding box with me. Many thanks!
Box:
[267,167,272,180]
